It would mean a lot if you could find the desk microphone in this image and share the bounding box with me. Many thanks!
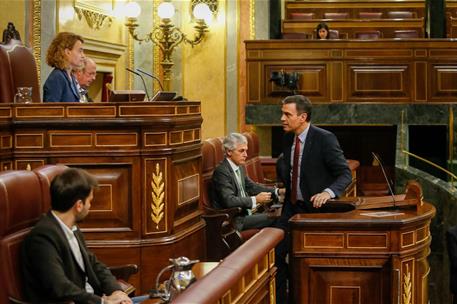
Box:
[136,68,164,91]
[125,67,150,100]
[371,152,396,208]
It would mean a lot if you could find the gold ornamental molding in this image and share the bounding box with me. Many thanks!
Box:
[73,0,113,30]
[32,0,41,84]
[269,278,276,303]
[249,0,255,39]
[153,0,161,92]
[150,163,165,229]
[403,264,412,304]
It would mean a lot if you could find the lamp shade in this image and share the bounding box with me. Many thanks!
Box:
[124,2,141,18]
[192,3,211,21]
[157,2,175,19]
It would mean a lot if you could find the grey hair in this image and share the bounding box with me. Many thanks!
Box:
[223,133,247,152]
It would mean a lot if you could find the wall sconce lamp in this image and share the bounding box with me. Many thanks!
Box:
[124,1,213,91]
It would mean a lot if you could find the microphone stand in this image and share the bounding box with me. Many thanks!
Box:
[371,152,397,209]
[125,67,150,100]
[136,68,164,91]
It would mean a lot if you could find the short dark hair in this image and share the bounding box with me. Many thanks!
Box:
[282,95,312,121]
[50,168,98,212]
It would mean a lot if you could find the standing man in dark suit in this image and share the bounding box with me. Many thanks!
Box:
[21,168,132,304]
[275,95,352,303]
[212,133,283,231]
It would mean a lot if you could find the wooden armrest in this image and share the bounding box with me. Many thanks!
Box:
[117,279,136,296]
[109,264,138,281]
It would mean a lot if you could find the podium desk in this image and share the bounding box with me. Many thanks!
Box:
[290,200,435,304]
[0,101,204,294]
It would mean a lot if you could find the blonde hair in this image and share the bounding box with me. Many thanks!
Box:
[46,32,84,69]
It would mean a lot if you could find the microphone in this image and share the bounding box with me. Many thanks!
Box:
[371,152,396,207]
[125,67,150,100]
[136,68,164,91]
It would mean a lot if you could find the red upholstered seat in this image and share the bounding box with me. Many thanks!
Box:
[324,12,349,19]
[0,170,45,303]
[243,132,259,183]
[0,166,137,302]
[329,29,340,39]
[208,137,225,165]
[359,12,383,19]
[355,30,382,39]
[0,43,15,103]
[201,135,271,261]
[33,164,69,211]
[0,40,40,103]
[387,11,415,19]
[289,12,314,20]
[394,30,419,38]
[282,32,311,40]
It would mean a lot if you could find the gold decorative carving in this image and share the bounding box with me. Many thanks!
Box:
[73,1,113,30]
[269,277,276,303]
[403,264,412,304]
[32,0,41,84]
[190,0,218,17]
[128,34,134,90]
[153,0,162,92]
[250,0,255,39]
[150,163,165,229]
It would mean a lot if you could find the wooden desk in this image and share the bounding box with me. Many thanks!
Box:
[282,18,425,38]
[245,39,457,104]
[290,201,435,304]
[0,102,204,294]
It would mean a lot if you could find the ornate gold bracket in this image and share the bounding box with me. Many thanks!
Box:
[150,163,165,229]
[74,1,113,30]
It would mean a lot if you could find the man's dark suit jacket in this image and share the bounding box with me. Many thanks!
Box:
[43,68,80,102]
[282,124,352,212]
[212,158,275,215]
[21,212,121,304]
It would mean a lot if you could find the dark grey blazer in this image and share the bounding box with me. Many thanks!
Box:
[21,212,121,304]
[282,124,352,207]
[211,158,275,214]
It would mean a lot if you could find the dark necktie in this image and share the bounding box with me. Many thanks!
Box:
[291,136,300,204]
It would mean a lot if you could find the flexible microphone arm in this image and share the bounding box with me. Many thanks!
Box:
[371,152,396,207]
[125,67,150,100]
[136,68,164,91]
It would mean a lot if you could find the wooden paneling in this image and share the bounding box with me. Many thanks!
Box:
[283,0,425,38]
[0,102,205,294]
[290,202,435,304]
[245,39,457,103]
[283,19,425,39]
[285,0,425,19]
[447,0,457,37]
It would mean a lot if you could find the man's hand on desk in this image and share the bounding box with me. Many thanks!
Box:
[310,191,331,208]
